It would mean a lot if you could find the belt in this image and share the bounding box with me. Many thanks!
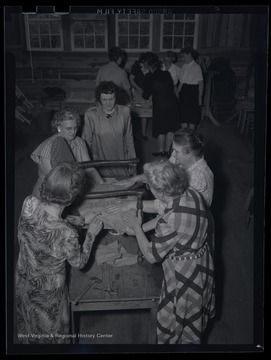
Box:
[168,242,208,261]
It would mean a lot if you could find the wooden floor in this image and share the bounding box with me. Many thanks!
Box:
[10,113,261,350]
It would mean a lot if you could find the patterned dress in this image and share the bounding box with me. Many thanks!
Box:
[147,189,215,344]
[31,134,90,197]
[15,196,94,344]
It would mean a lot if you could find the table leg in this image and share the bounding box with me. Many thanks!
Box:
[149,305,158,344]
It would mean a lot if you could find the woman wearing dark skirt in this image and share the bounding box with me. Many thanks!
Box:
[177,47,204,130]
[143,56,181,158]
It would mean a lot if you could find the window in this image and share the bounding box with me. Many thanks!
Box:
[116,14,153,51]
[24,14,63,51]
[161,14,199,51]
[71,14,107,51]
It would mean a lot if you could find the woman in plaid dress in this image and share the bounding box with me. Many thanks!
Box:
[120,160,215,344]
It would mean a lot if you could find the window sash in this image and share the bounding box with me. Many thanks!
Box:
[160,14,199,51]
[24,14,64,51]
[70,14,108,52]
[115,14,153,52]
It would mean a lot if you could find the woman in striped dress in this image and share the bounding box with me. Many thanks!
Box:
[31,108,104,197]
[120,160,215,344]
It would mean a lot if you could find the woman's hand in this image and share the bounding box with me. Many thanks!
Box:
[122,212,142,232]
[65,215,85,227]
[106,200,136,213]
[86,212,103,236]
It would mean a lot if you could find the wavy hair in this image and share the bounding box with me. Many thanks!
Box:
[173,128,205,158]
[95,81,118,102]
[40,162,86,206]
[180,47,199,61]
[51,108,81,133]
[143,159,189,197]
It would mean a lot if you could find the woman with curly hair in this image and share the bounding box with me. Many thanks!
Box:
[31,108,104,197]
[109,160,215,344]
[15,162,104,344]
[82,81,136,180]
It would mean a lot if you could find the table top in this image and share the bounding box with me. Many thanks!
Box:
[68,232,162,304]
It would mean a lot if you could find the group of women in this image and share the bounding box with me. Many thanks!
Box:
[15,46,215,346]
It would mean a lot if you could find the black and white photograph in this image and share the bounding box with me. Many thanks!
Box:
[5,4,267,354]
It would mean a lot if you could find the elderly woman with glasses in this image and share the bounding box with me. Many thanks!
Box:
[108,159,215,344]
[31,108,104,197]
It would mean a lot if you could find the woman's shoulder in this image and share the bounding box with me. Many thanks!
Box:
[116,104,131,114]
[21,195,41,218]
[31,134,57,160]
[85,104,99,115]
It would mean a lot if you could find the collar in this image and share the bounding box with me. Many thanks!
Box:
[187,157,204,171]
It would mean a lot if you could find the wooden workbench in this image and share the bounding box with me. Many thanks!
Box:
[68,231,163,344]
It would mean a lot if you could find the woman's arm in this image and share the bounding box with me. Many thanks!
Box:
[114,173,146,188]
[40,157,52,175]
[123,109,136,160]
[142,216,160,232]
[65,213,103,269]
[130,74,142,93]
[122,212,156,263]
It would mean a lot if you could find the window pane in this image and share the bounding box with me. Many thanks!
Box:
[140,22,149,34]
[163,36,173,48]
[118,14,129,20]
[140,14,150,20]
[85,21,94,34]
[164,14,173,20]
[119,21,128,34]
[129,14,140,20]
[40,35,50,47]
[139,36,149,49]
[173,36,183,49]
[163,22,173,35]
[85,35,94,48]
[175,14,184,20]
[39,22,50,34]
[185,22,195,35]
[185,14,195,20]
[29,22,39,34]
[119,36,128,48]
[50,21,60,34]
[95,21,105,34]
[73,21,84,34]
[184,36,193,47]
[30,35,40,48]
[51,35,61,48]
[95,35,105,48]
[129,36,139,48]
[74,35,84,48]
[129,22,139,34]
[174,22,184,34]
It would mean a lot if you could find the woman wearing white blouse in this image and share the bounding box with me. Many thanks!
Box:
[176,47,204,130]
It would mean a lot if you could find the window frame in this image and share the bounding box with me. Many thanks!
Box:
[70,14,108,52]
[160,14,199,51]
[115,14,153,52]
[24,14,64,51]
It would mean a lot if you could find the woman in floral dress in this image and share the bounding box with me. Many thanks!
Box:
[15,162,103,344]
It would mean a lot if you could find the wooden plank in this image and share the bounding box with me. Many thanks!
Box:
[218,14,229,48]
[227,14,237,47]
